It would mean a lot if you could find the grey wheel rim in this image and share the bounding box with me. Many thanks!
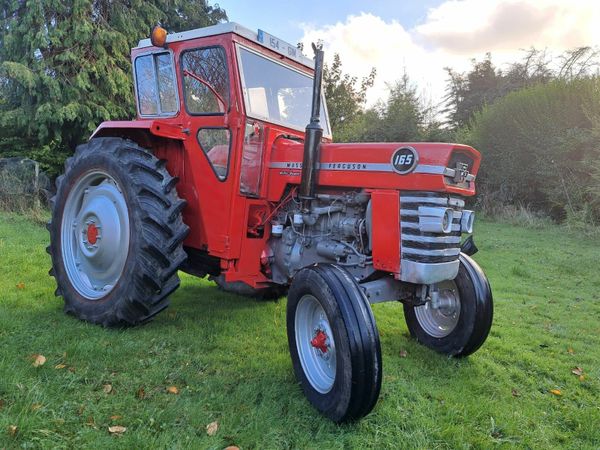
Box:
[60,170,130,300]
[295,295,336,394]
[414,280,461,338]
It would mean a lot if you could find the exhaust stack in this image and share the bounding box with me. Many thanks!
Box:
[299,43,324,209]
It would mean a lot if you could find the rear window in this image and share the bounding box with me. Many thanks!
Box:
[134,52,178,116]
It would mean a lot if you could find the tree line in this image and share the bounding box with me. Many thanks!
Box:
[1,1,599,225]
[324,48,600,226]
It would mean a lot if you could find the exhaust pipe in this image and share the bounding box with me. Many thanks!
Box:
[299,43,325,209]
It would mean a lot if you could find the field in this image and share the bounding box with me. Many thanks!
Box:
[0,211,599,449]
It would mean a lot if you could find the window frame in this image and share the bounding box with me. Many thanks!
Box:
[235,43,332,138]
[179,45,231,116]
[133,49,180,118]
[197,126,232,182]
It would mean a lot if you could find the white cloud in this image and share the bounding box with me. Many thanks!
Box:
[299,1,600,110]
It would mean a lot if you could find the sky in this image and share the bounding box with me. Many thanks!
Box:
[217,0,600,108]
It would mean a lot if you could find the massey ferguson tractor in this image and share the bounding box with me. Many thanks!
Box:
[47,22,493,422]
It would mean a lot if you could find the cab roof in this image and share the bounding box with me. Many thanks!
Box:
[136,22,314,68]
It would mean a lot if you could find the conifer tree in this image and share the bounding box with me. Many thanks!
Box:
[0,0,226,174]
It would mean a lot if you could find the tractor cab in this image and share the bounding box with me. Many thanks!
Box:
[92,23,332,284]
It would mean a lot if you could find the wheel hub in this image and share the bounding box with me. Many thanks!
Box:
[295,295,337,394]
[310,329,329,354]
[61,171,130,300]
[86,222,99,246]
[414,280,461,338]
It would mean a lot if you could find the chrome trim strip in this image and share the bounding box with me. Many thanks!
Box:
[402,235,461,244]
[448,197,466,208]
[401,222,461,232]
[400,221,420,229]
[414,165,447,175]
[402,247,460,257]
[269,161,452,175]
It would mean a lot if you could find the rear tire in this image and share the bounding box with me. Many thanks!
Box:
[287,264,382,422]
[47,138,189,326]
[404,253,493,357]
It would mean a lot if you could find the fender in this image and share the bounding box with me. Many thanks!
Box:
[90,120,188,147]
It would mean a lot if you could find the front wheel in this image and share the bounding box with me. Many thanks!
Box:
[287,264,382,422]
[404,253,493,357]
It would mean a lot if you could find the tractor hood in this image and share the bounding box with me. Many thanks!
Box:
[266,139,481,201]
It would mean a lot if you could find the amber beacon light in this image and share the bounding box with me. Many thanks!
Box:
[150,25,168,48]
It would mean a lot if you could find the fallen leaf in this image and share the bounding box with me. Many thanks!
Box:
[579,375,585,381]
[55,364,67,370]
[16,282,25,289]
[8,425,18,436]
[206,421,219,436]
[571,367,583,376]
[32,354,46,367]
[86,416,95,426]
[399,350,408,358]
[511,388,520,397]
[550,389,562,396]
[166,386,179,395]
[136,387,146,399]
[68,366,76,373]
[567,347,575,354]
[108,425,126,435]
[77,405,85,416]
[103,384,113,394]
[110,415,122,421]
[31,403,42,411]
[224,447,239,450]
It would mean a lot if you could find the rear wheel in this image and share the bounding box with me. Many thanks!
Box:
[47,138,189,326]
[404,253,493,357]
[287,264,382,422]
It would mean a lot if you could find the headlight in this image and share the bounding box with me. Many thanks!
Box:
[461,210,474,234]
[418,207,454,234]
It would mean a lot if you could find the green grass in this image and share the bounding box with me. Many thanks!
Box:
[1,212,599,449]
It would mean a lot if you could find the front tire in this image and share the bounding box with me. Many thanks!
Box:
[404,253,493,357]
[287,264,382,422]
[47,138,189,326]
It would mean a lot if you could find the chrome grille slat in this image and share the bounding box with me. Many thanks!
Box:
[400,192,465,265]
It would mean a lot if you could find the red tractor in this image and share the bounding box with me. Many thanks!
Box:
[47,23,493,422]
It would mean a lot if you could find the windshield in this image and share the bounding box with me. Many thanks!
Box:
[238,47,331,136]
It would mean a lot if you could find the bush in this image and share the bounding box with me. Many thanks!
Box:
[467,77,600,224]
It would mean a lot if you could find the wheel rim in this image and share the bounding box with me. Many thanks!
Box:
[295,295,336,394]
[60,170,130,300]
[414,280,461,338]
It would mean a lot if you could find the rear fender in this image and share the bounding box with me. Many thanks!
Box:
[90,120,187,148]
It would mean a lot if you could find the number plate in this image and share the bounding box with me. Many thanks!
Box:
[257,29,304,64]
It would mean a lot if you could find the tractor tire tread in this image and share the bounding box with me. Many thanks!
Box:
[47,137,188,327]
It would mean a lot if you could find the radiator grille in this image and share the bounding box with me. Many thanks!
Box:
[400,192,464,264]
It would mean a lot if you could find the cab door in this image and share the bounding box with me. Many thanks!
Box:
[178,44,237,256]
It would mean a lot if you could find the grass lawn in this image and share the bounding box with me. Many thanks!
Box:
[0,211,599,449]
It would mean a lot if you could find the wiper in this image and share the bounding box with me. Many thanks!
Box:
[183,69,227,111]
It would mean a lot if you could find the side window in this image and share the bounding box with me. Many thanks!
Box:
[134,52,178,116]
[181,47,230,114]
[198,128,231,181]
